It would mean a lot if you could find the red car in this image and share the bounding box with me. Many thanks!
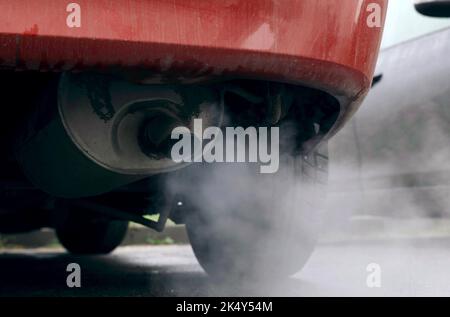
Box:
[0,0,386,279]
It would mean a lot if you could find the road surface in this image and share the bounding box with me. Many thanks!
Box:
[1,239,450,296]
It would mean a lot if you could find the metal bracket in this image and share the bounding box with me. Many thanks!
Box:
[71,193,173,232]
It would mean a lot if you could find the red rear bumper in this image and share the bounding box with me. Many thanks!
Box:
[0,0,387,135]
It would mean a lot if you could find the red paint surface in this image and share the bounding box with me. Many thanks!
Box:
[0,0,387,133]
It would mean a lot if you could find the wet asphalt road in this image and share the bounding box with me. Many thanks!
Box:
[1,239,450,296]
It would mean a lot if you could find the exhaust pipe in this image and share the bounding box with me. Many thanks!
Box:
[16,72,222,198]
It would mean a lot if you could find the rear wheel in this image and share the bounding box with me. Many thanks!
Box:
[182,145,328,280]
[56,209,128,255]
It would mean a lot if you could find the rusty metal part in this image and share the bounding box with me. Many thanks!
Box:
[16,72,223,198]
[58,72,221,174]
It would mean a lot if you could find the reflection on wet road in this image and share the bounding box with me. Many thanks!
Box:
[2,241,450,296]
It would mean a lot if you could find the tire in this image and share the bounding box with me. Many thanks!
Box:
[56,210,128,255]
[181,144,328,280]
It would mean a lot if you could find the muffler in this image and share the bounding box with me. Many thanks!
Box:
[16,73,222,198]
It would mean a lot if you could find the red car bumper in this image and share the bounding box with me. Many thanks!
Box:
[0,0,387,135]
